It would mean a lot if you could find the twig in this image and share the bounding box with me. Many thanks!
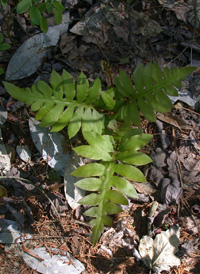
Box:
[168,46,189,65]
[172,128,183,189]
[21,241,44,261]
[0,175,66,239]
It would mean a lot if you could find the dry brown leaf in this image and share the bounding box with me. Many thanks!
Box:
[156,112,192,130]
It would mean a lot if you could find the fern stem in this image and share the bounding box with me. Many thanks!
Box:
[99,162,114,212]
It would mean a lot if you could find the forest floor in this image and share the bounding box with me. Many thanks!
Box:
[0,0,200,273]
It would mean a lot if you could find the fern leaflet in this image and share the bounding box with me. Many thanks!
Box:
[3,63,196,245]
[3,70,104,137]
[114,63,196,125]
[71,130,152,244]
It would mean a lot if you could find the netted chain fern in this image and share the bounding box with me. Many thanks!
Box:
[3,62,196,245]
[71,129,153,244]
[3,70,105,138]
[114,63,196,125]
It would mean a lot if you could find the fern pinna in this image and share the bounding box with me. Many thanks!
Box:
[3,63,196,244]
[71,129,152,244]
[4,70,105,137]
[114,63,195,125]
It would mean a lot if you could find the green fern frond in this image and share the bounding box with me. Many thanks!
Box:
[71,130,152,244]
[3,70,104,138]
[114,63,196,125]
[3,63,196,246]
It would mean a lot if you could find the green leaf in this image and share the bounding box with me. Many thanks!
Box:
[146,93,171,113]
[46,0,53,13]
[155,90,173,109]
[172,66,196,83]
[31,101,43,111]
[137,97,156,122]
[16,0,32,14]
[82,131,114,152]
[131,63,196,126]
[24,87,34,105]
[40,17,48,33]
[128,101,140,126]
[110,176,138,198]
[114,163,146,182]
[51,105,75,132]
[73,145,112,161]
[76,72,89,103]
[35,102,54,120]
[117,127,142,140]
[81,108,104,134]
[119,134,153,151]
[31,84,43,97]
[164,85,178,96]
[107,119,118,132]
[50,70,63,92]
[90,109,104,134]
[1,0,7,7]
[0,43,11,51]
[116,151,152,166]
[92,221,104,245]
[0,67,4,75]
[123,104,131,125]
[37,3,46,13]
[84,207,99,217]
[114,76,130,98]
[68,107,83,138]
[85,78,101,104]
[79,193,100,206]
[3,82,27,102]
[106,202,122,214]
[117,105,126,121]
[133,63,145,92]
[118,70,136,96]
[174,79,183,89]
[4,70,103,138]
[53,1,65,11]
[143,62,154,87]
[90,215,112,227]
[101,92,116,110]
[62,70,75,101]
[36,81,52,98]
[29,6,41,25]
[151,62,163,82]
[3,63,196,248]
[39,103,64,127]
[54,8,62,24]
[163,66,171,79]
[71,163,106,177]
[75,178,102,191]
[106,190,128,205]
[81,108,94,132]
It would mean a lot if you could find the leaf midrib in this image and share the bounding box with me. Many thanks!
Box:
[134,77,178,99]
[30,94,95,109]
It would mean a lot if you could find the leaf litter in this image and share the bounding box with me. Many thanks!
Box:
[139,225,180,273]
[0,0,200,273]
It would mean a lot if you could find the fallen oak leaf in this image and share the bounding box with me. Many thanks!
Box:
[139,225,180,273]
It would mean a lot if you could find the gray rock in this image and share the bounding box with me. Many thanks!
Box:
[150,147,166,168]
